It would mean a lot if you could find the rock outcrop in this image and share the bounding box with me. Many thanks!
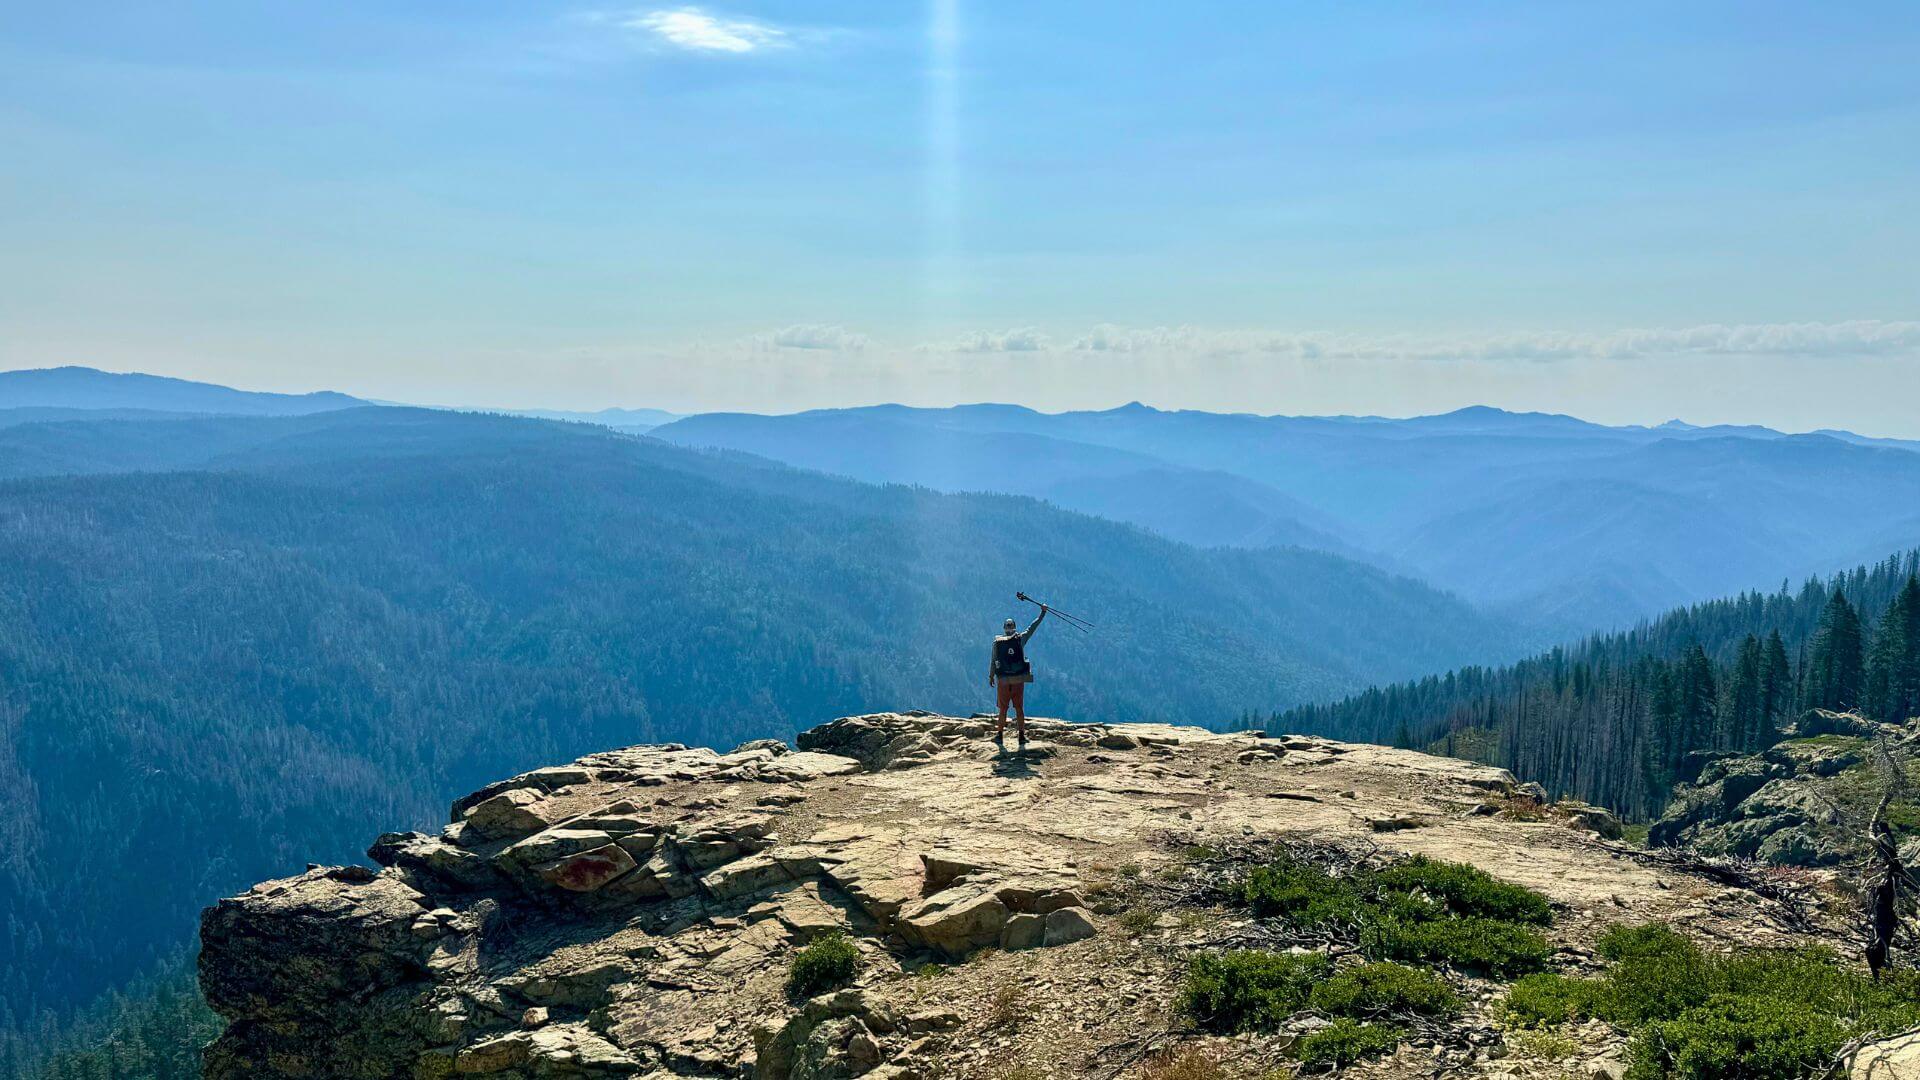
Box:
[200,712,1842,1080]
[1649,713,1920,868]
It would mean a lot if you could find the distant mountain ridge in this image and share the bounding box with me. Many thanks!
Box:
[11,364,1920,629]
[654,402,1920,629]
[0,366,364,416]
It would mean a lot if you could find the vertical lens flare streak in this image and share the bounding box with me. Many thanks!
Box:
[924,0,960,317]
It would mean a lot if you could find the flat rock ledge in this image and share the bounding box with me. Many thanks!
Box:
[198,712,1760,1080]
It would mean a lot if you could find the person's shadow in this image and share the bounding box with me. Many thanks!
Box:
[989,743,1050,779]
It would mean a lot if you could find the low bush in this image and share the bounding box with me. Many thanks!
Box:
[786,931,859,997]
[1505,1027,1580,1062]
[1241,857,1365,928]
[1596,922,1697,962]
[1308,962,1458,1018]
[1507,922,1920,1080]
[1501,972,1596,1028]
[1363,916,1551,977]
[1370,856,1553,925]
[1237,851,1555,977]
[1179,950,1332,1033]
[1626,993,1849,1080]
[1296,1018,1398,1070]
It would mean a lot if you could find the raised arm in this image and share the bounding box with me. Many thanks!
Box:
[1021,605,1048,642]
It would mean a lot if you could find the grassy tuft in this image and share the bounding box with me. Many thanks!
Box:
[1505,1027,1581,1062]
[1140,1047,1234,1080]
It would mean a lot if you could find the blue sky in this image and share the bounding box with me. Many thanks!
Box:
[2,1,1917,430]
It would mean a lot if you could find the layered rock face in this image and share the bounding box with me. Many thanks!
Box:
[1650,712,1920,868]
[201,712,1811,1080]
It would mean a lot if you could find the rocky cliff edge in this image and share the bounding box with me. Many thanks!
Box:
[199,712,1869,1080]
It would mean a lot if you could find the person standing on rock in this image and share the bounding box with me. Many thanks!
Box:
[991,605,1046,745]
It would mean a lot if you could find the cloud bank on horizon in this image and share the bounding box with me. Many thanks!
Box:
[49,317,1893,439]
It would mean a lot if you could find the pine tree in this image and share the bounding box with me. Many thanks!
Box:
[1760,630,1792,740]
[1866,575,1920,722]
[1804,589,1866,713]
[1678,644,1718,754]
[1721,635,1763,750]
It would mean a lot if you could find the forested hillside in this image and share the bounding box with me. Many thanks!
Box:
[657,403,1920,629]
[1276,551,1920,821]
[0,407,1533,1072]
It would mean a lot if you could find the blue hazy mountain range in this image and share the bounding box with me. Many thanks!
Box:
[8,366,1920,629]
[0,405,1534,1031]
[0,365,364,417]
[654,403,1920,629]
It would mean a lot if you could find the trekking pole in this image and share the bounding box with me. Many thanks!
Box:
[1016,591,1094,632]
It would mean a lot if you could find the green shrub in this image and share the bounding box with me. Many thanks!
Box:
[1502,972,1596,1028]
[1625,993,1849,1080]
[786,931,858,997]
[1544,924,1920,1080]
[1596,922,1699,962]
[1713,947,1920,1035]
[1241,858,1365,928]
[1593,957,1711,1027]
[1370,855,1553,925]
[1506,1027,1581,1061]
[1237,852,1556,975]
[1179,950,1331,1033]
[1296,1018,1399,1070]
[1308,962,1458,1018]
[1363,916,1551,976]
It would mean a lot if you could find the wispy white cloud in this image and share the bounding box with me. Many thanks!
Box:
[1068,320,1920,363]
[626,7,788,53]
[750,324,869,351]
[927,327,1052,353]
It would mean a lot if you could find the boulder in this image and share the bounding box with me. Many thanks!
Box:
[368,831,501,892]
[1849,1027,1920,1079]
[455,1025,641,1076]
[536,844,638,892]
[1001,912,1046,949]
[755,990,902,1080]
[898,883,1009,957]
[1755,825,1845,867]
[1765,736,1866,777]
[1041,906,1097,946]
[501,828,622,871]
[733,738,791,756]
[1557,801,1625,840]
[462,788,554,842]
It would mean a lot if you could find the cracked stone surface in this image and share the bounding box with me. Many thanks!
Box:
[201,711,1833,1080]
